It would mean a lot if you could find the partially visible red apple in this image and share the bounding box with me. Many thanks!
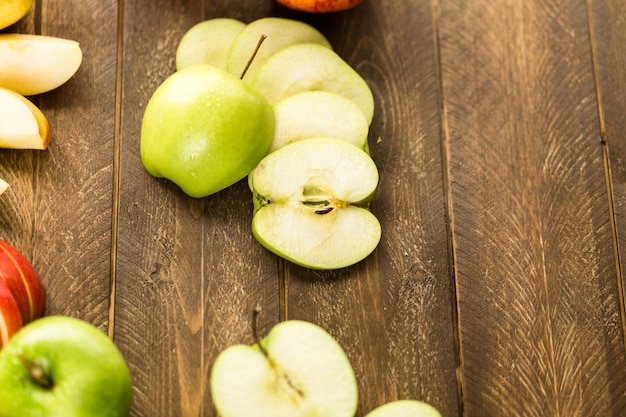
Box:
[276,0,364,13]
[0,240,45,324]
[0,279,22,348]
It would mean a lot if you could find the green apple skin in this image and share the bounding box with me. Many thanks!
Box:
[141,64,275,198]
[0,315,133,417]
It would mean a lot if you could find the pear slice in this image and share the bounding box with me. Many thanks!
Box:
[0,34,82,96]
[210,320,358,417]
[0,87,50,149]
[364,400,442,417]
[252,43,374,123]
[227,17,331,81]
[175,18,246,71]
[251,137,380,270]
[0,179,8,196]
[271,90,369,153]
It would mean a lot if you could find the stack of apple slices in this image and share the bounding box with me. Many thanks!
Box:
[173,17,381,269]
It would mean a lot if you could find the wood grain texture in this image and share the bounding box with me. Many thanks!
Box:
[438,0,626,415]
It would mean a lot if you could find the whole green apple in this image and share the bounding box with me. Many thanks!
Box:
[141,64,275,198]
[0,315,133,417]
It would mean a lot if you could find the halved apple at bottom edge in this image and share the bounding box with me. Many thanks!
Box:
[364,400,442,417]
[251,137,381,270]
[0,88,50,150]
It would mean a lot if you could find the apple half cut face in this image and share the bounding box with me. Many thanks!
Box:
[251,42,374,124]
[251,137,381,270]
[176,18,246,71]
[364,400,443,417]
[271,90,370,153]
[0,87,50,150]
[227,17,331,81]
[210,320,358,417]
[0,34,82,96]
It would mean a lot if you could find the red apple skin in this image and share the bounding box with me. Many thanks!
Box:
[0,240,45,324]
[0,279,23,348]
[276,0,364,13]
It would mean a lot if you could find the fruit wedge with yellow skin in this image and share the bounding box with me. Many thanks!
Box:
[0,34,82,96]
[0,0,34,30]
[0,88,50,150]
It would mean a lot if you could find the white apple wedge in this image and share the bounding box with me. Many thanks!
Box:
[210,320,358,417]
[227,17,331,81]
[251,137,380,270]
[252,42,374,123]
[0,179,8,196]
[0,87,50,149]
[0,34,82,96]
[271,90,370,153]
[176,18,246,71]
[364,400,442,417]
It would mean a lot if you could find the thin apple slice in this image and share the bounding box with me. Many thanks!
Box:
[210,319,358,417]
[252,42,374,123]
[0,279,22,349]
[364,400,443,417]
[0,179,8,196]
[271,90,369,153]
[176,18,246,71]
[227,17,331,81]
[251,137,380,270]
[0,34,82,96]
[0,88,50,150]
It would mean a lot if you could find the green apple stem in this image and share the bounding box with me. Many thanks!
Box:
[239,34,267,79]
[20,356,53,389]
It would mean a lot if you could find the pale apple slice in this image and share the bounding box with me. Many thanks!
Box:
[0,34,82,96]
[0,88,50,150]
[0,0,34,30]
[271,90,369,153]
[227,17,331,81]
[210,319,358,417]
[0,179,8,196]
[364,400,442,417]
[176,18,246,71]
[252,43,374,123]
[251,137,380,270]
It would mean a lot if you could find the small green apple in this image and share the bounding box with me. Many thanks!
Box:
[0,315,133,417]
[252,42,374,123]
[251,137,381,270]
[210,319,358,417]
[141,64,275,198]
[364,400,442,417]
[175,18,246,71]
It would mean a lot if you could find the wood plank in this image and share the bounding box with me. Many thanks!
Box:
[0,0,118,329]
[589,0,626,344]
[113,2,281,416]
[438,0,626,415]
[281,2,460,416]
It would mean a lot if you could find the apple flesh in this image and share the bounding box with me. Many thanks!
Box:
[210,319,358,417]
[176,18,246,71]
[0,34,82,96]
[227,17,331,81]
[364,400,442,417]
[0,279,22,349]
[0,87,51,149]
[0,0,34,30]
[252,42,374,123]
[251,137,381,270]
[0,239,46,325]
[141,64,274,198]
[0,315,133,417]
[276,0,364,13]
[0,179,8,196]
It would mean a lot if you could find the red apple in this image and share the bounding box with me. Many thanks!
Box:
[0,279,22,348]
[0,240,45,324]
[276,0,364,13]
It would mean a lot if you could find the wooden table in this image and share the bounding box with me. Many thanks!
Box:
[1,1,625,416]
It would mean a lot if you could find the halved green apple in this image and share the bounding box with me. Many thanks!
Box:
[0,34,82,96]
[227,17,331,81]
[251,137,380,270]
[175,18,246,71]
[0,87,50,149]
[251,42,374,123]
[210,319,358,417]
[364,400,442,417]
[271,90,370,153]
